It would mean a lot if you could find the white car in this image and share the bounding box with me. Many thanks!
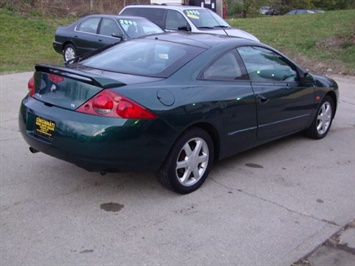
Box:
[119,5,259,42]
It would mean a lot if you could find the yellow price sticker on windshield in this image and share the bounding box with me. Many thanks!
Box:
[187,14,200,19]
[186,10,200,19]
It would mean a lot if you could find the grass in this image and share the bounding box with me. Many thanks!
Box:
[228,10,355,75]
[0,9,354,75]
[0,9,76,73]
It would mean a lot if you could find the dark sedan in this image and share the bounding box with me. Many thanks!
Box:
[21,33,338,194]
[52,14,164,61]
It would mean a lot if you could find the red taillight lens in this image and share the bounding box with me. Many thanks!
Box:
[117,101,134,117]
[93,95,114,114]
[48,74,64,83]
[28,76,35,97]
[27,74,64,97]
[77,90,156,119]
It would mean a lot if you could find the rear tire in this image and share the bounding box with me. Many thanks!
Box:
[157,128,214,194]
[63,44,76,62]
[305,95,334,139]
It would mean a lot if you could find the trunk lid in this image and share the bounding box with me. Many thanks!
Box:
[32,64,162,110]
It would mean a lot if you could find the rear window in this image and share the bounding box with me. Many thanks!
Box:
[81,39,204,77]
[120,8,166,28]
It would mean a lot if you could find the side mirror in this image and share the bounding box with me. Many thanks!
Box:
[177,25,191,32]
[301,72,315,85]
[111,33,124,40]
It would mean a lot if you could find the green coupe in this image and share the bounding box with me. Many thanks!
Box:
[19,33,339,194]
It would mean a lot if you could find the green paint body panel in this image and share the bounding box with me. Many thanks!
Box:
[19,33,339,173]
[19,95,173,172]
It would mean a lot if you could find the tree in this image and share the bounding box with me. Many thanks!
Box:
[227,0,275,18]
[311,0,355,10]
[225,0,354,17]
[279,0,314,13]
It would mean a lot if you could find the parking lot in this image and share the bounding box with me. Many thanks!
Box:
[1,72,354,265]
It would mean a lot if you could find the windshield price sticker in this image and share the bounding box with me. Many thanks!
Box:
[35,116,55,140]
[119,20,138,26]
[186,10,200,19]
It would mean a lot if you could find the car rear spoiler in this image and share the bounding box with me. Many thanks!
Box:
[35,64,126,89]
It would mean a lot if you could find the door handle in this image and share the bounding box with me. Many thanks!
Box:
[257,95,269,103]
[286,83,292,89]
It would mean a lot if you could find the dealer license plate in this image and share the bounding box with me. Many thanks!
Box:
[35,116,56,141]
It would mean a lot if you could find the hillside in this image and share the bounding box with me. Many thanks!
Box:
[0,9,354,75]
[229,10,355,75]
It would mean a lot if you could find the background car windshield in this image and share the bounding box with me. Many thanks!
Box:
[119,19,163,38]
[183,9,230,28]
[81,39,204,77]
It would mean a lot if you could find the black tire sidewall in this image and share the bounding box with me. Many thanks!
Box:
[63,44,76,61]
[159,128,214,194]
[308,95,334,139]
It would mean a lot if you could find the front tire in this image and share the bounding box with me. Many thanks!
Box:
[306,95,334,139]
[157,128,214,194]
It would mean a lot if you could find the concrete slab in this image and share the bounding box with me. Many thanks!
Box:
[307,245,355,266]
[1,72,354,266]
[340,227,355,249]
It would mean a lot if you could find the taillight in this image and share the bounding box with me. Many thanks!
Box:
[28,76,35,97]
[77,90,157,119]
[48,74,64,83]
[28,74,64,97]
[93,95,114,115]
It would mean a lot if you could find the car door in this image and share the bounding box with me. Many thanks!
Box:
[237,46,314,140]
[97,18,124,46]
[198,50,257,156]
[165,10,190,31]
[74,16,102,55]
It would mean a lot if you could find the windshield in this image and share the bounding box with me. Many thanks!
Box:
[81,39,204,77]
[183,9,230,29]
[118,18,164,38]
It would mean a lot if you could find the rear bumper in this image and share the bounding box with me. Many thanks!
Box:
[19,96,174,173]
[52,41,62,54]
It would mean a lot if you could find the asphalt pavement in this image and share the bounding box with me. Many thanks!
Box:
[0,72,354,265]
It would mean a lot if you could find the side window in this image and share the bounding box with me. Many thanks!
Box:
[99,18,122,37]
[237,46,298,82]
[137,8,166,29]
[201,51,244,81]
[77,17,100,33]
[166,10,189,31]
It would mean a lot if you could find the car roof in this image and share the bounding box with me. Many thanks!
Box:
[122,4,211,12]
[287,9,314,13]
[84,14,153,20]
[144,32,259,49]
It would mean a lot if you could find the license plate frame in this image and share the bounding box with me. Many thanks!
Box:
[34,116,56,141]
